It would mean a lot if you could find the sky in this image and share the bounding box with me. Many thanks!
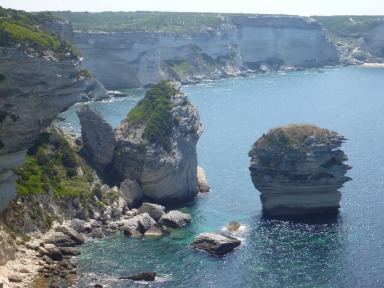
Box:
[0,0,383,16]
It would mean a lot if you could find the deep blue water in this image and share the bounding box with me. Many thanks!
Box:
[60,67,384,287]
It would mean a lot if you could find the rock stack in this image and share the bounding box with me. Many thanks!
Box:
[249,124,351,216]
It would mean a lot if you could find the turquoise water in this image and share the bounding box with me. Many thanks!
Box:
[60,67,384,287]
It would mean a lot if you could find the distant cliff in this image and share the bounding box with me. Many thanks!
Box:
[54,12,338,88]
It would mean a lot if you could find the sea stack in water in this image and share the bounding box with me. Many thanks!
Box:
[248,124,351,216]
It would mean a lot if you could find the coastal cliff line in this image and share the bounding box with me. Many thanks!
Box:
[62,14,339,88]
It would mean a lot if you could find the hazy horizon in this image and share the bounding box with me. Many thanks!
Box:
[1,0,384,16]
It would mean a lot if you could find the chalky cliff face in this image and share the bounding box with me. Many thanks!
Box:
[114,92,203,202]
[249,125,351,216]
[0,48,85,212]
[73,15,338,88]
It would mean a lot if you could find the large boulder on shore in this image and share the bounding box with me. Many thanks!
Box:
[113,82,203,202]
[122,213,162,237]
[249,124,352,216]
[190,233,241,256]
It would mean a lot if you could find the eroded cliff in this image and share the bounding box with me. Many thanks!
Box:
[249,124,351,216]
[68,14,337,88]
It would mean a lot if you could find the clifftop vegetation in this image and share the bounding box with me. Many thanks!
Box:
[52,11,224,33]
[124,81,179,151]
[255,124,337,148]
[0,6,79,59]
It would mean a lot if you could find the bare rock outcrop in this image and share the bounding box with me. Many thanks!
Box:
[119,178,143,208]
[197,166,210,193]
[249,124,351,216]
[77,105,116,169]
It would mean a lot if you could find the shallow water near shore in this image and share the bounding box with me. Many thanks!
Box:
[61,67,384,287]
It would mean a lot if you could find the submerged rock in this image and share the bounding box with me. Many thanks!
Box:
[119,272,156,281]
[249,124,352,216]
[190,233,241,256]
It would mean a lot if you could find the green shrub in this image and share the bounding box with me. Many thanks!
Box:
[125,81,179,151]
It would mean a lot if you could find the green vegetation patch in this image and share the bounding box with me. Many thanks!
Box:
[256,124,335,148]
[52,11,224,33]
[14,129,93,197]
[125,81,179,151]
[0,6,79,58]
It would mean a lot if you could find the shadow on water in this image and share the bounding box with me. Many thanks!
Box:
[260,211,342,225]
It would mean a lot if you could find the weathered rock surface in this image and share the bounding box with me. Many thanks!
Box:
[119,179,143,208]
[249,124,352,216]
[158,210,192,228]
[122,213,162,237]
[226,221,241,232]
[114,85,203,202]
[190,233,241,256]
[0,46,85,213]
[77,106,116,170]
[197,166,210,193]
[72,15,338,88]
[137,202,165,221]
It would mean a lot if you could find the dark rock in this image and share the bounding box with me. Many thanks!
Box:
[249,124,352,216]
[158,210,191,228]
[137,202,165,221]
[119,272,156,281]
[94,285,104,288]
[58,247,81,256]
[42,244,64,261]
[190,233,241,256]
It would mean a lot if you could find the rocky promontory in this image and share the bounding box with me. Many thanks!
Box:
[249,124,351,216]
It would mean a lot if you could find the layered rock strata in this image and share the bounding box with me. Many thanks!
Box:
[72,15,338,88]
[249,124,351,216]
[0,47,85,213]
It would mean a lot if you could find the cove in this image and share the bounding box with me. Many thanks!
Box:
[60,67,384,287]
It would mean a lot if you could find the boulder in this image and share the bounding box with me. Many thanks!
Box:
[158,210,191,228]
[190,233,241,256]
[70,218,86,233]
[43,232,79,247]
[40,244,63,261]
[119,272,156,281]
[122,213,162,237]
[226,221,241,232]
[137,202,165,221]
[92,228,105,239]
[119,179,143,209]
[55,225,85,245]
[249,124,352,216]
[197,166,210,193]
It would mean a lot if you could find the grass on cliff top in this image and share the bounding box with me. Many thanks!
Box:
[313,15,384,36]
[0,6,80,58]
[125,81,179,151]
[52,11,224,33]
[256,124,336,148]
[14,128,94,198]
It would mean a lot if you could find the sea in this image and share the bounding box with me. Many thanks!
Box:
[59,67,384,288]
